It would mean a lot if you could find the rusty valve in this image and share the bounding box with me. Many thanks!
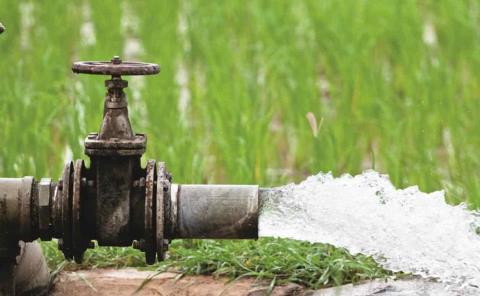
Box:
[1,56,168,264]
[63,56,166,263]
[0,56,259,268]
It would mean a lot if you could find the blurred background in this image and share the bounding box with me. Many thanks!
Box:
[1,0,480,288]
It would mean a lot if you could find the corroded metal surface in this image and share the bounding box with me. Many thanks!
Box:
[93,158,136,245]
[143,160,156,264]
[156,162,170,261]
[72,56,159,76]
[174,185,259,239]
[60,162,74,260]
[84,133,146,156]
[0,177,36,247]
[74,56,155,254]
[0,55,262,275]
[0,177,37,295]
[51,177,63,238]
[71,159,89,262]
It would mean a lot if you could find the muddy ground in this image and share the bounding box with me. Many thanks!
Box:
[51,268,448,296]
[51,268,304,296]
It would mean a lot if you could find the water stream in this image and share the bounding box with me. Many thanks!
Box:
[259,171,480,295]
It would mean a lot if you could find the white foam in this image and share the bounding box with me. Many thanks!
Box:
[259,171,480,294]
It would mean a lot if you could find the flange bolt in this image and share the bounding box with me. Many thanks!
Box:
[132,240,145,251]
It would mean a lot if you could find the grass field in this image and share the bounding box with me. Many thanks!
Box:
[1,0,480,289]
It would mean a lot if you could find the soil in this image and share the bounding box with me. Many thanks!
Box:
[50,268,448,296]
[51,268,304,296]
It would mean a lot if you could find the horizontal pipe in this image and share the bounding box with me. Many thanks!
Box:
[0,177,36,246]
[171,184,259,239]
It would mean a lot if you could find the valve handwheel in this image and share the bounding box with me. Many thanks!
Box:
[72,56,159,77]
[73,56,159,152]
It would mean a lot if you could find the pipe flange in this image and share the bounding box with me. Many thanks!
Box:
[156,162,170,261]
[60,162,74,260]
[144,160,156,264]
[84,133,146,157]
[71,160,89,263]
[58,160,90,262]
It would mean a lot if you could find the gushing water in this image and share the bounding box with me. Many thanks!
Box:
[259,171,480,294]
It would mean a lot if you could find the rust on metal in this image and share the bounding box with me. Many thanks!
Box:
[71,160,88,263]
[60,162,73,259]
[0,177,35,248]
[174,185,259,239]
[84,133,146,156]
[72,56,159,76]
[74,56,158,251]
[144,160,156,264]
[156,162,170,261]
[0,54,262,273]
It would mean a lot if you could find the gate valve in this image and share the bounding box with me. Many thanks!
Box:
[52,56,168,263]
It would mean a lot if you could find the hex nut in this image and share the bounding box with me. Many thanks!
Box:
[38,178,52,239]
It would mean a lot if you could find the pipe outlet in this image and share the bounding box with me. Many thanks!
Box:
[170,184,259,239]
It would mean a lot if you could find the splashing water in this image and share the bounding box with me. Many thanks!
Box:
[259,171,480,294]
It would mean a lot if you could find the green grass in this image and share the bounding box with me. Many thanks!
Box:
[41,239,394,289]
[1,0,480,290]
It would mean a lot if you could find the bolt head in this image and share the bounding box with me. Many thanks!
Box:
[132,240,145,251]
[111,56,122,65]
[132,240,140,249]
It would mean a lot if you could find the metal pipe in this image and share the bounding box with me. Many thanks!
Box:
[0,177,37,245]
[0,242,49,295]
[170,184,259,239]
[0,178,49,295]
[0,54,270,295]
[12,242,50,295]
